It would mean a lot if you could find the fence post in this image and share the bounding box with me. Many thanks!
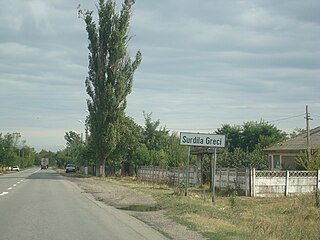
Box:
[227,168,230,187]
[317,169,320,190]
[316,169,320,207]
[251,168,256,197]
[219,168,222,189]
[285,170,289,196]
[245,168,249,197]
[235,168,238,189]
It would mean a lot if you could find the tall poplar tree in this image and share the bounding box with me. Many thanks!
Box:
[79,0,142,176]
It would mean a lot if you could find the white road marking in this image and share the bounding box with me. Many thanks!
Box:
[0,176,28,199]
[1,179,26,198]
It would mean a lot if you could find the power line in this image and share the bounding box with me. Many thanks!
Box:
[267,113,305,123]
[167,127,219,132]
[167,112,314,131]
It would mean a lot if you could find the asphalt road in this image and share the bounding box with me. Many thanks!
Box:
[0,168,167,240]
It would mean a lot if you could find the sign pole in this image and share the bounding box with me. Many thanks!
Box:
[212,148,217,203]
[185,146,190,196]
[179,132,225,199]
[210,152,213,202]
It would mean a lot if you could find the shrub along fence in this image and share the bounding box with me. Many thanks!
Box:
[137,166,320,197]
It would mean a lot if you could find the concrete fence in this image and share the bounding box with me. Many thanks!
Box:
[137,166,320,197]
[252,169,320,197]
[215,168,251,196]
[137,166,198,186]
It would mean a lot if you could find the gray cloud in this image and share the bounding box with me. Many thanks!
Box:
[0,0,319,150]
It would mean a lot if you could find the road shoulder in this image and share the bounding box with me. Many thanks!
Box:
[64,176,207,240]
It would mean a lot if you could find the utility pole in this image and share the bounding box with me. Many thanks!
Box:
[305,105,312,162]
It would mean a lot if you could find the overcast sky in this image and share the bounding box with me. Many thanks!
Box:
[1,0,319,151]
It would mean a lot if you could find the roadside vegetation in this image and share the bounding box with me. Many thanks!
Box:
[0,132,38,171]
[48,118,290,176]
[0,118,294,176]
[110,177,320,240]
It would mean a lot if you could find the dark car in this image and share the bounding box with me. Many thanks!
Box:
[65,164,76,173]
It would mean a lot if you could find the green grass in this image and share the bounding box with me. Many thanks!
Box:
[114,178,320,240]
[59,170,91,178]
[118,205,160,212]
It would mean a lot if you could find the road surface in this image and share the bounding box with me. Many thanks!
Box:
[0,168,167,240]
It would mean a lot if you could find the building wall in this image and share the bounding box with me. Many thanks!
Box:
[281,155,299,169]
[268,153,301,170]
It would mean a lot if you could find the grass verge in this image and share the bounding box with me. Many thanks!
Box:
[111,177,320,240]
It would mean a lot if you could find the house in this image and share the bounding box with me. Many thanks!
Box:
[264,127,320,170]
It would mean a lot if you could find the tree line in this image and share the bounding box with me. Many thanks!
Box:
[55,115,289,175]
[0,119,311,174]
[0,133,38,170]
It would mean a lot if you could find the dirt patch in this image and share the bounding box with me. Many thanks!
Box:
[65,176,207,240]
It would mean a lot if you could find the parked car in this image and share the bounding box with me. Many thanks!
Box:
[65,164,76,173]
[12,165,20,171]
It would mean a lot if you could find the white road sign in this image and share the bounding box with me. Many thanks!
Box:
[179,132,225,148]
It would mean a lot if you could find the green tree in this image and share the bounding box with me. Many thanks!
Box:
[52,150,69,169]
[216,121,287,153]
[0,134,4,167]
[216,121,286,169]
[36,149,56,167]
[2,133,19,167]
[0,132,37,170]
[19,146,37,168]
[166,132,188,167]
[79,0,142,176]
[216,124,242,152]
[131,143,150,170]
[64,131,84,166]
[143,112,169,151]
[296,150,320,170]
[241,121,287,152]
[108,116,144,174]
[218,148,268,169]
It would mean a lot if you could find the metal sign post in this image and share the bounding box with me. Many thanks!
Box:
[179,132,225,199]
[185,146,190,196]
[211,148,217,203]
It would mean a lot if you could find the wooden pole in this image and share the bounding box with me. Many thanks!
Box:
[305,105,312,162]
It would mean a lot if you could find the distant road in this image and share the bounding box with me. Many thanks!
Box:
[0,168,167,240]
